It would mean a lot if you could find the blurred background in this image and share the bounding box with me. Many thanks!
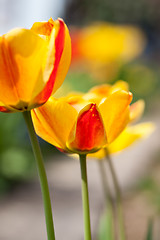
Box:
[0,0,160,239]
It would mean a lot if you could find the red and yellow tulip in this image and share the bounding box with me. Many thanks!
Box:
[85,82,154,158]
[31,82,133,154]
[0,18,71,112]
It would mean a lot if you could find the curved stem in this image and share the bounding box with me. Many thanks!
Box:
[23,111,55,240]
[105,149,126,240]
[79,154,92,240]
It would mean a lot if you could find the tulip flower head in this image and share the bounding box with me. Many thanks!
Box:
[0,18,71,112]
[32,82,133,155]
[86,82,155,158]
[71,22,146,81]
[71,23,146,64]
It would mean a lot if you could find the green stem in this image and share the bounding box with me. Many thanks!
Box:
[79,154,92,240]
[105,149,126,240]
[98,160,118,240]
[98,160,113,207]
[23,111,55,240]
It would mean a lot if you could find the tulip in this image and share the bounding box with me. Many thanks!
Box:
[0,18,71,112]
[0,18,71,240]
[71,23,146,63]
[84,82,154,157]
[80,82,154,240]
[31,85,132,240]
[31,89,132,154]
[70,23,146,81]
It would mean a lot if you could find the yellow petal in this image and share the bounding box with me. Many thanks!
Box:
[110,80,129,93]
[129,100,145,123]
[99,90,133,143]
[0,28,48,109]
[0,101,15,112]
[88,148,106,159]
[108,122,155,153]
[88,80,129,99]
[31,18,54,36]
[32,97,78,150]
[89,84,111,97]
[88,122,155,158]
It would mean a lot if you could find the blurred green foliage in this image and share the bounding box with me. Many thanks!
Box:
[98,207,114,240]
[115,61,160,107]
[0,113,34,193]
[0,112,58,194]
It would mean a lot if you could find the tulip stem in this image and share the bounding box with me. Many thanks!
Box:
[23,111,55,240]
[79,154,92,240]
[98,160,118,240]
[105,149,126,240]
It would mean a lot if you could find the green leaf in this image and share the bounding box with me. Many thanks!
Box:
[145,219,153,240]
[98,206,114,240]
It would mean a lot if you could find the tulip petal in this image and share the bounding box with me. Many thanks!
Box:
[32,97,77,150]
[89,80,129,98]
[88,148,106,159]
[0,28,48,109]
[89,84,111,96]
[88,122,155,158]
[68,103,106,153]
[130,100,145,123]
[51,19,71,94]
[108,122,155,153]
[34,19,71,104]
[62,93,88,113]
[0,101,15,112]
[99,90,133,143]
[110,80,129,93]
[31,18,54,36]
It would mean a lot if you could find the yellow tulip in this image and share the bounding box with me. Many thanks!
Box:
[71,23,146,81]
[31,88,132,154]
[0,18,71,112]
[71,22,146,63]
[82,81,154,158]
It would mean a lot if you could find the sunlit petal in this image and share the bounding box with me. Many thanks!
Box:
[130,100,145,123]
[0,28,48,109]
[89,84,111,97]
[99,90,133,143]
[32,97,77,149]
[33,19,71,105]
[108,122,155,153]
[110,80,129,93]
[31,18,54,37]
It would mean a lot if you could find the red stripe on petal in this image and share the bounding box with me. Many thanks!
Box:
[0,106,10,112]
[71,104,106,152]
[36,19,65,105]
